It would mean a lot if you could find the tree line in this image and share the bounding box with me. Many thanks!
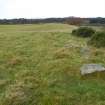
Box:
[0,17,105,25]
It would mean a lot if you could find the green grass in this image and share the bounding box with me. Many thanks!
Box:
[0,23,105,105]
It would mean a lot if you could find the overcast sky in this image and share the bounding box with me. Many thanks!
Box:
[0,0,105,19]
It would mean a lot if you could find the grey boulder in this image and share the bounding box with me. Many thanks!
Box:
[81,64,105,75]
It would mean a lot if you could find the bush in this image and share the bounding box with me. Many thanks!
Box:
[72,29,77,35]
[72,27,95,37]
[88,32,105,47]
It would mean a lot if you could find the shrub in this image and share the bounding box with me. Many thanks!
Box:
[88,31,105,47]
[72,27,95,37]
[72,29,77,35]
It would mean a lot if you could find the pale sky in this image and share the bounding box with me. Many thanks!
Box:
[0,0,105,19]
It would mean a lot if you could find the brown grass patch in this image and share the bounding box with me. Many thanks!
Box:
[7,56,22,66]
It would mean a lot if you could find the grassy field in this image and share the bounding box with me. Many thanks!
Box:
[0,23,105,105]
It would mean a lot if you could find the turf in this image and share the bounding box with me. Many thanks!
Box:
[0,23,105,105]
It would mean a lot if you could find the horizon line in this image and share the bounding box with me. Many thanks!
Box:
[0,16,105,20]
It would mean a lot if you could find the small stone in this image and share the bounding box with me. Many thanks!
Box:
[80,47,90,59]
[80,64,105,75]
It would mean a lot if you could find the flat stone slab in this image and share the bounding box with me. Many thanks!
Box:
[81,64,105,75]
[80,47,91,59]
